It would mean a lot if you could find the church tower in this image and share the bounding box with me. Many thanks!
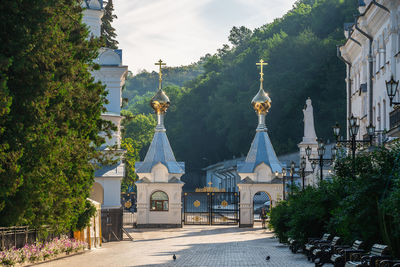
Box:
[237,60,283,227]
[82,0,128,210]
[135,60,185,228]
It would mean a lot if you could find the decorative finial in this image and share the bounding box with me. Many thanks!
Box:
[155,59,166,90]
[256,59,268,89]
[150,59,170,131]
[252,59,271,131]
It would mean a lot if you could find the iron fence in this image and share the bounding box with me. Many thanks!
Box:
[0,226,70,251]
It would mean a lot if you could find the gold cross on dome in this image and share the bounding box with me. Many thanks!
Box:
[256,59,268,83]
[155,59,166,89]
[208,181,212,187]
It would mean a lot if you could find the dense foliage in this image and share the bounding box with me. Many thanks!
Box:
[269,144,400,258]
[123,0,356,184]
[122,63,204,112]
[0,0,112,232]
[101,0,118,49]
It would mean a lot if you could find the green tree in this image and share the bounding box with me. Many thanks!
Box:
[120,138,139,193]
[123,114,156,157]
[0,0,112,232]
[228,26,252,46]
[101,0,118,49]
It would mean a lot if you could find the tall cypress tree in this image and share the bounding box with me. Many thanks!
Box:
[0,0,113,232]
[101,0,119,49]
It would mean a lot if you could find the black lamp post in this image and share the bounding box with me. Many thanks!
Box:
[333,115,375,178]
[305,139,335,181]
[386,75,400,106]
[300,156,313,190]
[282,168,287,200]
[290,161,295,196]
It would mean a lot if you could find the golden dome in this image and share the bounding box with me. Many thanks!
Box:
[251,88,271,115]
[150,89,170,114]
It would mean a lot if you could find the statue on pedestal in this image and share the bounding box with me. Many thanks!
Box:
[302,98,317,144]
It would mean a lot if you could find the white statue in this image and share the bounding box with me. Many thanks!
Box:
[302,98,317,143]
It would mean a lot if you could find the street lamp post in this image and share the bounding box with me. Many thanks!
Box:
[282,168,287,200]
[281,161,298,199]
[386,76,400,106]
[333,114,375,178]
[290,161,295,195]
[300,156,313,190]
[305,139,336,181]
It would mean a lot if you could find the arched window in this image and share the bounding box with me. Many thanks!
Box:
[150,191,168,211]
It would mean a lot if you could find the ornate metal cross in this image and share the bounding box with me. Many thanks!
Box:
[208,181,212,187]
[154,59,166,89]
[256,59,268,83]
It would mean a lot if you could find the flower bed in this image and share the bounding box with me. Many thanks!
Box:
[0,237,87,266]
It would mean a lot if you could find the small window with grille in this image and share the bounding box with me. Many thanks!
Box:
[150,191,169,211]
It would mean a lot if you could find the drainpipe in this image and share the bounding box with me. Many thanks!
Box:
[354,16,373,127]
[388,2,397,94]
[337,45,352,138]
[348,30,362,47]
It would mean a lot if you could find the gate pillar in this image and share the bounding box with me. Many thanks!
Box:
[237,184,253,227]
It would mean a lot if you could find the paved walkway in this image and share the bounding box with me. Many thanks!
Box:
[39,225,318,267]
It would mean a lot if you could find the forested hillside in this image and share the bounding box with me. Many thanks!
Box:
[123,63,204,114]
[124,0,357,189]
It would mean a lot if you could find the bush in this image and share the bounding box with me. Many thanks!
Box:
[268,201,290,243]
[268,142,400,257]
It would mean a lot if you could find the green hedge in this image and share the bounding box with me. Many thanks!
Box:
[269,142,400,258]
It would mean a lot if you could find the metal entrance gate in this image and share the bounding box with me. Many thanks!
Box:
[183,192,239,225]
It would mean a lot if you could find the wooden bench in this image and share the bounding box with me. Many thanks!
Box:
[312,236,341,265]
[378,260,400,267]
[305,233,332,261]
[331,240,366,267]
[288,238,301,253]
[345,244,391,267]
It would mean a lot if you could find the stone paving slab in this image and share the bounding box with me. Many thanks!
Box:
[39,225,324,266]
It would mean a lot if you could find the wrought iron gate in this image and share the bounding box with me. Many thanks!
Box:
[183,192,239,225]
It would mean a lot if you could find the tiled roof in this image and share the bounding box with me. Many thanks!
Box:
[135,131,184,174]
[237,130,283,174]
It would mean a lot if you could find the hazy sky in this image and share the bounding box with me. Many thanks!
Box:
[113,0,297,73]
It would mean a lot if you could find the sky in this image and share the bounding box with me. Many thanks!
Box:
[113,0,297,73]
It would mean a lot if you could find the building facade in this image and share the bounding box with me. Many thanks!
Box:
[82,0,128,209]
[339,0,400,140]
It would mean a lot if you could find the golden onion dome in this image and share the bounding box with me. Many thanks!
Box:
[150,89,170,114]
[251,88,271,115]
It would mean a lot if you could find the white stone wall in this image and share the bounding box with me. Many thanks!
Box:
[136,183,183,226]
[340,1,400,138]
[136,163,184,183]
[82,7,103,38]
[94,177,123,209]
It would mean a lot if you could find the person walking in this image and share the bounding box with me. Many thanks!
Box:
[261,207,267,229]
